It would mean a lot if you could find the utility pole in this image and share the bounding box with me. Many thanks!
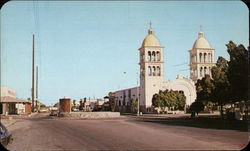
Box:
[36,66,38,111]
[137,72,140,116]
[32,34,35,112]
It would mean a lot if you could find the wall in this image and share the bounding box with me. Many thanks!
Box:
[25,104,31,114]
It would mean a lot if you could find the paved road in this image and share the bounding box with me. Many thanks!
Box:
[6,113,249,150]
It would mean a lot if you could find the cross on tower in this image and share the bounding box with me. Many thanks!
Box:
[149,21,152,29]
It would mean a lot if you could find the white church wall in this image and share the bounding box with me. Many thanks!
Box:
[163,75,196,106]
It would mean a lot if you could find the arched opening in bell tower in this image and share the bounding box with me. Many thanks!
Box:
[152,51,156,61]
[156,51,160,61]
[148,51,151,61]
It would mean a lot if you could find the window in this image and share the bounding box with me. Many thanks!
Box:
[204,67,207,75]
[204,53,207,63]
[148,51,151,61]
[148,66,152,76]
[152,51,156,61]
[156,66,160,76]
[200,67,203,77]
[156,51,160,61]
[152,66,156,76]
[199,53,202,63]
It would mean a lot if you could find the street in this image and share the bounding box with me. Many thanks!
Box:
[6,113,249,150]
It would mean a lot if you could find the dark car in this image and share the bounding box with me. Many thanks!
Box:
[0,122,12,147]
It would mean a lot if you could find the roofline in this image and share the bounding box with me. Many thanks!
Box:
[139,46,165,50]
[114,86,139,93]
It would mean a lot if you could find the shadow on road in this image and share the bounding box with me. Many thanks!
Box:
[136,116,249,132]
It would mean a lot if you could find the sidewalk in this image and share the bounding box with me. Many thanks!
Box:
[0,112,38,127]
[122,112,220,119]
[1,118,17,128]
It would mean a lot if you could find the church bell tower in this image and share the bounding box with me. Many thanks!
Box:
[139,25,165,112]
[189,30,215,82]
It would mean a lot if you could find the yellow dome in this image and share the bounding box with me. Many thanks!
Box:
[192,32,212,49]
[141,29,161,47]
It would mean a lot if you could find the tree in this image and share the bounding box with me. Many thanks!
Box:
[226,41,248,104]
[211,56,230,116]
[79,100,83,111]
[131,98,138,113]
[195,74,215,106]
[194,41,248,117]
[152,91,166,109]
[190,101,204,116]
[175,91,186,110]
[108,92,116,112]
[152,90,186,111]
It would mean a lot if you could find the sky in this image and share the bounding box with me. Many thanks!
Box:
[1,1,248,106]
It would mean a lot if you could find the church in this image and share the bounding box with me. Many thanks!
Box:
[113,26,215,113]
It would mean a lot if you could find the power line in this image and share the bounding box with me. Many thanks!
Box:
[173,62,188,67]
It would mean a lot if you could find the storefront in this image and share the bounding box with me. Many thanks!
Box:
[0,96,31,115]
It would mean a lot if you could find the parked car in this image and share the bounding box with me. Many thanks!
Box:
[49,110,58,116]
[71,108,79,112]
[39,108,49,113]
[0,123,12,147]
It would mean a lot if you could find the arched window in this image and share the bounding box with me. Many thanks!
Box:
[148,66,152,76]
[208,53,211,63]
[199,53,202,63]
[211,54,213,62]
[204,67,207,75]
[156,51,160,61]
[200,67,203,77]
[148,51,151,61]
[152,51,156,61]
[157,66,160,76]
[152,66,156,76]
[204,53,207,63]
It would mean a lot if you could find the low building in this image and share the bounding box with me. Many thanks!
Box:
[1,87,31,115]
[0,96,31,115]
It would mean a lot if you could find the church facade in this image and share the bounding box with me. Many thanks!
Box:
[113,27,215,113]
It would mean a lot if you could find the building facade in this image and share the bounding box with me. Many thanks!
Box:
[0,87,31,115]
[189,32,216,82]
[114,27,198,113]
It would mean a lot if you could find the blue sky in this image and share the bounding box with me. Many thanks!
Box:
[1,1,248,105]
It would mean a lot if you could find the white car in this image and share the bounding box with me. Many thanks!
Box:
[72,108,79,112]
